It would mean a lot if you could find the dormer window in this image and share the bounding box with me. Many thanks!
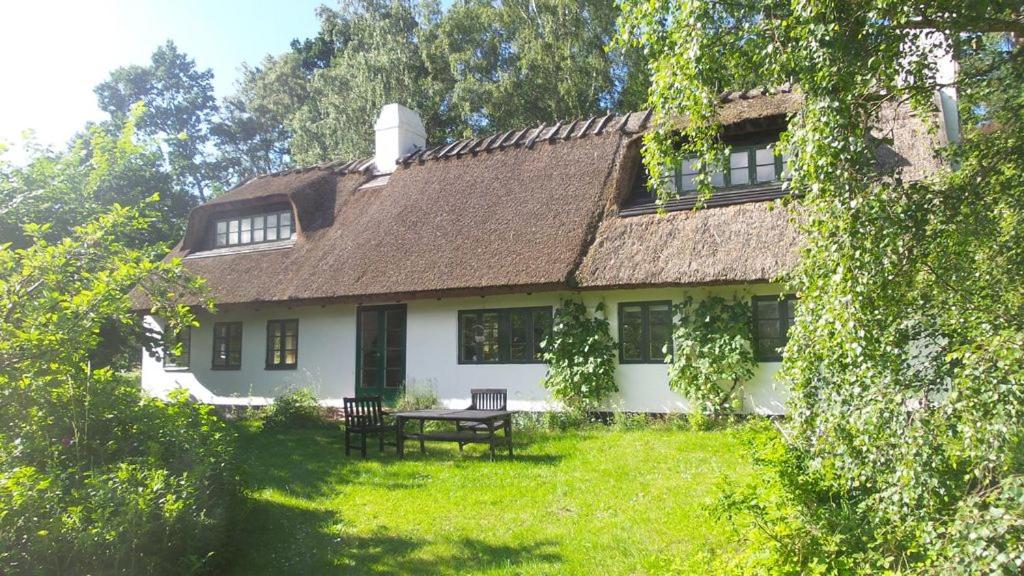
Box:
[214,210,294,248]
[671,141,789,194]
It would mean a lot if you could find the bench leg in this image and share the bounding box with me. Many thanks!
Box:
[361,432,367,458]
[505,420,513,457]
[345,428,351,456]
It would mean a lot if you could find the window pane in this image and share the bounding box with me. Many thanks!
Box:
[280,212,291,226]
[509,311,528,361]
[756,164,777,182]
[755,299,781,319]
[679,173,697,191]
[216,233,227,247]
[710,171,726,187]
[648,304,673,361]
[730,151,749,169]
[217,221,227,233]
[266,225,278,241]
[280,222,292,239]
[285,351,297,365]
[730,168,750,185]
[240,229,251,244]
[680,157,699,176]
[620,305,644,361]
[241,218,251,231]
[228,220,239,244]
[253,227,265,242]
[755,147,774,166]
[267,213,278,229]
[460,313,480,362]
[532,309,552,361]
[480,312,500,362]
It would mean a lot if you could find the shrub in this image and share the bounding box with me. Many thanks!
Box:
[667,296,755,419]
[395,381,439,412]
[540,299,618,413]
[0,385,238,576]
[261,388,325,430]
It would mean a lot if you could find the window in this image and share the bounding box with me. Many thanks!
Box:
[212,322,243,369]
[458,307,553,364]
[265,319,298,369]
[752,295,797,361]
[618,301,673,363]
[163,326,190,369]
[667,142,789,193]
[214,210,293,248]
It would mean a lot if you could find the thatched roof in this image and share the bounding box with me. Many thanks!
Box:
[576,202,801,289]
[132,89,941,310]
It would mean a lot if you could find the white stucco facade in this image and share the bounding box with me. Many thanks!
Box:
[141,284,790,414]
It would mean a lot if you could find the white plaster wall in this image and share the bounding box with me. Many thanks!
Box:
[141,284,791,414]
[142,303,357,406]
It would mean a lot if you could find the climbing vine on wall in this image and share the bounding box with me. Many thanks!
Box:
[668,296,756,418]
[540,299,618,411]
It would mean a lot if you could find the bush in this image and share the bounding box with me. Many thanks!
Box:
[0,384,238,576]
[540,300,618,413]
[261,388,326,430]
[395,381,439,412]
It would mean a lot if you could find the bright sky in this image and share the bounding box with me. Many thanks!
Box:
[0,0,325,154]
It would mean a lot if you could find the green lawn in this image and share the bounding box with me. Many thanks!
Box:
[226,424,752,575]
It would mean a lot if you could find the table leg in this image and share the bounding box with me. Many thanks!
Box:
[419,419,425,453]
[505,419,513,457]
[397,416,405,459]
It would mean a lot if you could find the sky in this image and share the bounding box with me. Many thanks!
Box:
[0,0,325,153]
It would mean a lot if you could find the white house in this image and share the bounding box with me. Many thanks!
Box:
[137,90,942,414]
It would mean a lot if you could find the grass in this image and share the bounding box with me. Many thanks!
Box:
[225,422,754,575]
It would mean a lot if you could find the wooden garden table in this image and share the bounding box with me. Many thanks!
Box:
[393,409,513,459]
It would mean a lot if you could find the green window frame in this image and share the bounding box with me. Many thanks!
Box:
[212,322,243,370]
[618,301,674,364]
[458,307,553,364]
[265,319,298,370]
[751,295,798,362]
[672,141,787,193]
[163,326,190,370]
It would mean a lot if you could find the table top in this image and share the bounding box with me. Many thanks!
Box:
[392,409,512,422]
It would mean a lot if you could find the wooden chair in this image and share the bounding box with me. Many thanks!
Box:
[457,388,508,453]
[343,396,397,458]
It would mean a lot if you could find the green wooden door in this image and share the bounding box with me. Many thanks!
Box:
[356,305,406,403]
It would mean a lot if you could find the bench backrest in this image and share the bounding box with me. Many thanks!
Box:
[469,388,507,411]
[343,396,387,428]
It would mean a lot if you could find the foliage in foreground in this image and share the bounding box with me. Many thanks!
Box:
[619,0,1024,573]
[0,130,235,574]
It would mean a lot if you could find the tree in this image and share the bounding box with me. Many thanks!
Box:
[287,0,453,163]
[95,41,220,200]
[0,106,191,250]
[211,53,309,182]
[219,0,650,166]
[619,1,1024,572]
[438,0,646,136]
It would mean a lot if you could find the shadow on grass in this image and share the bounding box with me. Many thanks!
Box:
[236,426,564,498]
[226,491,561,575]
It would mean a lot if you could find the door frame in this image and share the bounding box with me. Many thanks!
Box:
[354,304,407,403]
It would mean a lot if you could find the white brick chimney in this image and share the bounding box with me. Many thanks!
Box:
[374,103,426,174]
